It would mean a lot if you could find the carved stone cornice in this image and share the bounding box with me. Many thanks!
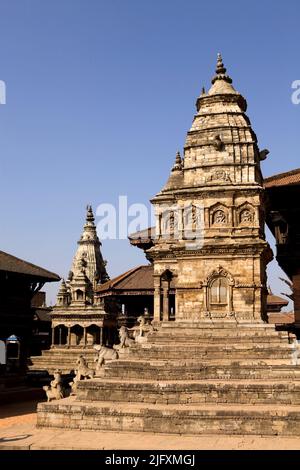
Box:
[148,243,269,260]
[152,187,263,202]
[51,313,109,321]
[52,320,104,328]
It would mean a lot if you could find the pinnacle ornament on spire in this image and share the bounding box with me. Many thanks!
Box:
[86,205,95,223]
[211,53,232,85]
[56,278,70,306]
[196,86,207,111]
[216,53,226,74]
[172,151,183,172]
[80,205,98,243]
[57,278,68,296]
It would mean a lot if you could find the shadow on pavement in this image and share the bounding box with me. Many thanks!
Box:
[0,434,32,443]
[0,399,43,419]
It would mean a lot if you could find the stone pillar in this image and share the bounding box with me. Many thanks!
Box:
[83,327,87,347]
[228,284,234,316]
[230,204,234,227]
[155,211,161,238]
[51,327,55,346]
[153,276,161,322]
[99,327,103,345]
[293,271,300,327]
[59,327,62,346]
[204,207,210,227]
[177,207,183,240]
[162,280,169,322]
[203,284,209,317]
[67,327,71,347]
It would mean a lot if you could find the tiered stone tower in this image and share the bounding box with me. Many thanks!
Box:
[69,205,109,293]
[149,53,272,323]
[29,207,116,374]
[37,57,300,436]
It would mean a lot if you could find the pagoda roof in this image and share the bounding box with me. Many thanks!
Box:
[267,312,295,325]
[267,294,288,307]
[97,265,175,295]
[0,250,60,282]
[264,168,300,188]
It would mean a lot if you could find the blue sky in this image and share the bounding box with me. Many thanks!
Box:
[0,0,299,305]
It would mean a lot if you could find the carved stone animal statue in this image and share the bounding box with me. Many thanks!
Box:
[137,315,146,333]
[43,384,64,402]
[119,326,134,348]
[132,315,147,339]
[75,355,95,380]
[43,370,64,402]
[259,148,269,161]
[133,316,156,341]
[69,374,81,396]
[93,345,119,369]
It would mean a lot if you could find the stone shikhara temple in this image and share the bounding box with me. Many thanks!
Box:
[30,206,117,373]
[37,56,300,436]
[134,53,272,324]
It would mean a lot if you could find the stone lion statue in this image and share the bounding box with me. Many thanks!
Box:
[119,326,134,348]
[132,315,156,343]
[74,355,95,380]
[93,345,119,370]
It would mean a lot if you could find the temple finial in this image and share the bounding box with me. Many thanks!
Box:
[216,53,226,74]
[86,204,94,223]
[211,53,232,85]
[59,278,67,291]
[172,151,183,172]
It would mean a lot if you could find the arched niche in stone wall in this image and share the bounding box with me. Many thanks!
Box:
[209,203,230,227]
[202,266,235,319]
[75,289,84,301]
[236,202,256,226]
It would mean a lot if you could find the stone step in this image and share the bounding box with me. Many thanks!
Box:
[103,361,300,380]
[41,349,97,357]
[28,364,92,372]
[132,342,293,351]
[153,329,287,338]
[37,398,300,435]
[29,348,97,367]
[76,378,300,405]
[149,336,288,344]
[159,322,284,333]
[129,343,294,360]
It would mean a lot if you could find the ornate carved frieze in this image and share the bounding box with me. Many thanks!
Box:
[205,169,231,183]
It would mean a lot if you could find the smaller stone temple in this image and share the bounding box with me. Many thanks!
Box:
[29,206,117,374]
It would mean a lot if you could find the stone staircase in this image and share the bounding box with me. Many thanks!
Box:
[37,322,300,435]
[29,347,96,375]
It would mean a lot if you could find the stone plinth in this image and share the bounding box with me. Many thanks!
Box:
[37,322,300,436]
